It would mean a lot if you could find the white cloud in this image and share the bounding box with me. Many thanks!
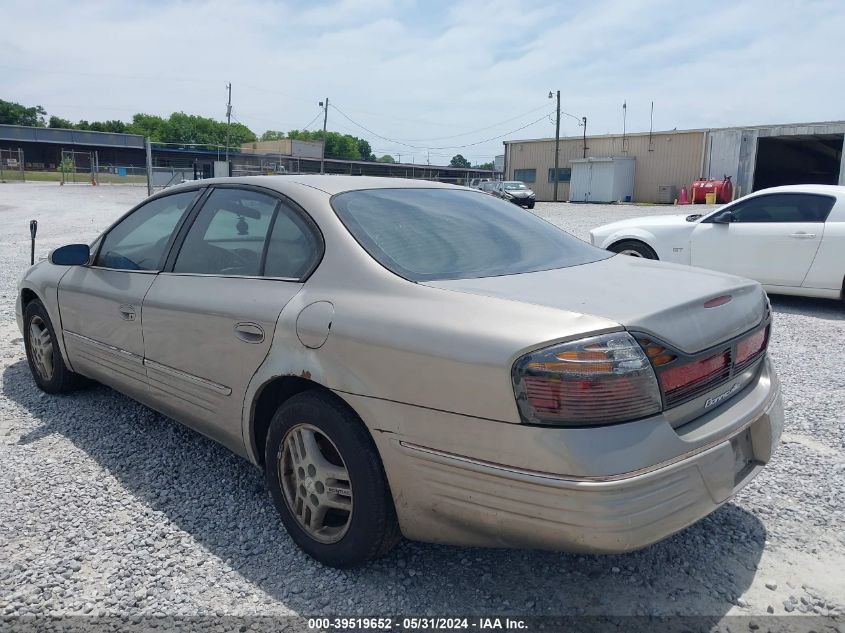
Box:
[1,0,843,162]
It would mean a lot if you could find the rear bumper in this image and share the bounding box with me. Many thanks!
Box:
[349,357,782,552]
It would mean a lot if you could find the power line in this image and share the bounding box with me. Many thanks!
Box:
[330,103,554,150]
[299,110,325,131]
[395,103,552,142]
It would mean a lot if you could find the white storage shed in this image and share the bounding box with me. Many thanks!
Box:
[568,156,636,203]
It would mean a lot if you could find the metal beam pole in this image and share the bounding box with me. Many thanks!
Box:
[320,97,329,175]
[553,90,561,202]
[145,138,153,196]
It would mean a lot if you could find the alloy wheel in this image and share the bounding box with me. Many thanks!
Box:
[279,423,353,543]
[28,315,54,380]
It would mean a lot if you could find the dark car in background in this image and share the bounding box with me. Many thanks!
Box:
[481,180,536,208]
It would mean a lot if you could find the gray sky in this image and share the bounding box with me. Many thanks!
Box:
[2,0,844,164]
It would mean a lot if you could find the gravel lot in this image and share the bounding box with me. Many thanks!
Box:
[1,183,844,622]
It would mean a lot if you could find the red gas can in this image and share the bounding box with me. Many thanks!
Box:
[691,176,733,204]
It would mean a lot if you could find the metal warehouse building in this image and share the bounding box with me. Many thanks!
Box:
[503,120,845,203]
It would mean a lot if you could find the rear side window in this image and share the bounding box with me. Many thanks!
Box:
[96,191,197,270]
[727,193,835,223]
[263,205,321,279]
[332,188,610,282]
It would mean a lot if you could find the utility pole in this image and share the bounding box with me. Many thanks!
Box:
[319,97,328,174]
[549,90,561,202]
[582,116,588,158]
[225,82,232,166]
[622,100,627,154]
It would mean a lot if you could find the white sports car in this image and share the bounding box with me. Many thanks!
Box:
[589,185,845,300]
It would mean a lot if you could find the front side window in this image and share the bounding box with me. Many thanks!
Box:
[332,188,610,282]
[724,193,835,223]
[513,169,536,183]
[96,191,198,271]
[173,188,277,276]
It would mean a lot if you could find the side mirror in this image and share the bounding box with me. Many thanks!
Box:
[712,210,734,224]
[49,244,90,266]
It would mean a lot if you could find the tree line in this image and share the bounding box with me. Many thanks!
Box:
[1,98,494,168]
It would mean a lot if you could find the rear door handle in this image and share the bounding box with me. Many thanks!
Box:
[789,232,816,239]
[234,322,265,344]
[118,304,136,321]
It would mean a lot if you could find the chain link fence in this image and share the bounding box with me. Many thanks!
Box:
[0,148,25,182]
[95,165,148,186]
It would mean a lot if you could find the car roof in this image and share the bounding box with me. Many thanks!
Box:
[750,184,845,196]
[168,175,466,196]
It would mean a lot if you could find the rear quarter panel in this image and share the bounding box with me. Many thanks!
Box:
[802,197,845,292]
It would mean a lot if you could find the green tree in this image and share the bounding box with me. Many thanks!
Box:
[124,112,256,149]
[475,161,494,170]
[126,113,168,141]
[450,154,471,168]
[48,115,74,129]
[0,99,46,126]
[227,121,258,147]
[260,130,286,141]
[56,156,74,174]
[376,154,396,163]
[357,138,375,161]
[91,120,128,133]
[287,129,364,160]
[2,101,258,149]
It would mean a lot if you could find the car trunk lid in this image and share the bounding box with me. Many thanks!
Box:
[423,255,767,354]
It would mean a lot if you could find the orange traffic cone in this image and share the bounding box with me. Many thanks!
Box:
[678,186,689,205]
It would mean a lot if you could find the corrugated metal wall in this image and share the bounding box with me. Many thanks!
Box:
[506,131,705,203]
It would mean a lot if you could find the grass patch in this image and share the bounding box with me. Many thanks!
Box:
[1,171,147,184]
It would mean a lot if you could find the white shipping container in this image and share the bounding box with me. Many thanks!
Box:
[569,156,635,203]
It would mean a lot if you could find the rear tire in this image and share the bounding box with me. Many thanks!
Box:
[23,299,88,394]
[609,240,658,260]
[264,391,400,568]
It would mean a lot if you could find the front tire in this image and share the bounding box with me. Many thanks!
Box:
[609,240,658,259]
[264,391,400,568]
[23,299,87,394]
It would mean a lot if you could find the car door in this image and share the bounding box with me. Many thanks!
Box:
[140,186,322,451]
[58,189,201,402]
[689,193,832,287]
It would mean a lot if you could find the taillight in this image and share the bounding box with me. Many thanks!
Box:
[660,352,730,393]
[736,326,769,365]
[512,333,662,426]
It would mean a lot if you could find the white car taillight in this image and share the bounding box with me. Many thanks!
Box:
[511,332,662,426]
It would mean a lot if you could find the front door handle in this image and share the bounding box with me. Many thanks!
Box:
[234,322,265,344]
[118,304,136,321]
[789,232,816,239]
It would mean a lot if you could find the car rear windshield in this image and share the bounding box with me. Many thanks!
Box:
[331,188,611,281]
